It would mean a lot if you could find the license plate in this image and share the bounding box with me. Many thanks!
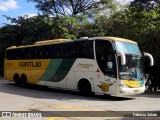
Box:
[134,90,139,93]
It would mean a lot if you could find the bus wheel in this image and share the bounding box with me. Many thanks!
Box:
[78,81,92,96]
[14,74,20,86]
[20,75,27,88]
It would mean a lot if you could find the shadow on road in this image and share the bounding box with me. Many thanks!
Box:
[133,91,160,98]
[0,81,134,101]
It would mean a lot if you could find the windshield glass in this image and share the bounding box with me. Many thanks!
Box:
[118,55,145,80]
[114,41,141,55]
[114,41,144,80]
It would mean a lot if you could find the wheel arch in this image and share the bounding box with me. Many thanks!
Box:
[13,73,19,81]
[77,78,93,92]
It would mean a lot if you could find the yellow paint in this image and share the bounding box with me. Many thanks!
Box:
[123,80,140,88]
[35,104,95,111]
[4,59,50,84]
[47,117,64,120]
[35,39,70,45]
[99,37,137,44]
[101,83,113,92]
[6,39,70,50]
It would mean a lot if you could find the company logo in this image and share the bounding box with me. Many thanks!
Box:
[19,62,41,67]
[78,63,94,69]
[97,82,113,92]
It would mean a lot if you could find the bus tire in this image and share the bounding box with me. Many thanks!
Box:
[20,74,27,88]
[78,80,93,96]
[14,74,20,86]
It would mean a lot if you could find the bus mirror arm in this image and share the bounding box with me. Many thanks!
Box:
[116,50,126,65]
[143,52,154,66]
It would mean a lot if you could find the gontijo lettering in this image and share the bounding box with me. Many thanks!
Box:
[19,62,41,67]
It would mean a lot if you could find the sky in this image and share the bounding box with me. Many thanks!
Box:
[0,0,133,27]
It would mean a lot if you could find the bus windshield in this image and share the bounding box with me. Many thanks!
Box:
[114,41,144,80]
[114,41,141,55]
[118,55,145,80]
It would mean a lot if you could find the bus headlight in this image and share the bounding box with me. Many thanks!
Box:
[119,84,129,88]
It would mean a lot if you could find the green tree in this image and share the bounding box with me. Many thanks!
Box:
[128,0,160,66]
[129,0,160,11]
[27,0,115,16]
[2,14,83,44]
[3,15,55,44]
[0,25,22,71]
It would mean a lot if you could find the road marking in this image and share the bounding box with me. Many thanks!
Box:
[34,104,97,111]
[47,117,64,120]
[16,103,100,120]
[0,81,14,83]
[0,80,14,84]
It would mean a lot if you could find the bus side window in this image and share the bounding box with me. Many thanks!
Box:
[27,47,35,59]
[20,48,27,59]
[53,47,59,58]
[34,47,39,59]
[59,44,75,58]
[75,41,94,59]
[35,46,45,59]
[41,46,47,59]
[64,44,75,58]
[15,49,19,59]
[67,44,75,58]
[19,48,25,59]
[59,44,66,58]
[47,45,59,59]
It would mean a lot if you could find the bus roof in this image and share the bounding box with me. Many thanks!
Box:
[6,37,137,50]
[35,39,70,44]
[96,37,137,44]
[6,39,72,50]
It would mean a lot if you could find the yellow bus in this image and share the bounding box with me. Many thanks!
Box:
[4,37,154,96]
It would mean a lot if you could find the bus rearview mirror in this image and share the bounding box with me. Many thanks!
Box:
[116,50,126,65]
[143,52,154,66]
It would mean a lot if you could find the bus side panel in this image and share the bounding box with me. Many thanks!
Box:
[41,59,76,88]
[4,59,51,84]
[4,60,13,81]
[75,71,94,90]
[4,60,22,81]
[93,72,105,94]
[73,59,97,91]
[59,71,75,89]
[93,69,117,95]
[29,59,51,84]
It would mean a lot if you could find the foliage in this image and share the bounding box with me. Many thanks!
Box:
[129,0,160,12]
[128,0,160,66]
[27,0,116,16]
[0,0,160,70]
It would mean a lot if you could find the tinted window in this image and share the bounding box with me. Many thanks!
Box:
[59,44,75,58]
[75,41,94,59]
[6,41,94,60]
[96,40,116,77]
[6,44,64,59]
[46,45,59,59]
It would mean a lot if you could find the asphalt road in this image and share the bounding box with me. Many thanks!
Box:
[0,77,160,120]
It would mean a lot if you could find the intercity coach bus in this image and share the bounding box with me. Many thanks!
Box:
[4,37,154,96]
